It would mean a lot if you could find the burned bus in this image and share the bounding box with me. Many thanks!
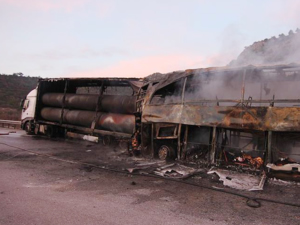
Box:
[139,64,300,180]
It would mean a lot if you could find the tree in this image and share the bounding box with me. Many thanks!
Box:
[12,72,24,76]
[288,30,294,36]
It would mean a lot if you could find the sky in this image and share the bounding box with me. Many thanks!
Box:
[0,0,300,78]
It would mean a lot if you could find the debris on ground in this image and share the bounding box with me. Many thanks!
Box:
[208,169,263,191]
[126,168,138,173]
[233,153,264,169]
[126,160,166,173]
[268,178,300,186]
[267,163,300,172]
[154,163,204,179]
[125,161,204,179]
[79,165,93,172]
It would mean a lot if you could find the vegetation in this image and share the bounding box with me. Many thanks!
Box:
[0,73,39,120]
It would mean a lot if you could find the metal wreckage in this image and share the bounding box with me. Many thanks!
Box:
[25,63,300,184]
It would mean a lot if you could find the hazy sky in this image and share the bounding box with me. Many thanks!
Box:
[1,0,299,78]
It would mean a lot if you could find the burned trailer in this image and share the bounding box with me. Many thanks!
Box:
[32,77,143,145]
[139,64,300,180]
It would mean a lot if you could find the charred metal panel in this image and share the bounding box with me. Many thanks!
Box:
[142,104,183,124]
[155,123,178,139]
[142,105,300,132]
[142,64,300,131]
[267,107,300,131]
[272,132,300,163]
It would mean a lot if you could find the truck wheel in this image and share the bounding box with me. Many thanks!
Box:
[158,145,175,160]
[25,122,33,135]
[46,126,55,138]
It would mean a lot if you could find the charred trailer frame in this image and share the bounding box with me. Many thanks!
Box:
[140,64,300,179]
[33,77,143,145]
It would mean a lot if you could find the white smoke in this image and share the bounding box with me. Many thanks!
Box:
[230,29,300,66]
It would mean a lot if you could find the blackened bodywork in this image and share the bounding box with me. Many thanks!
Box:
[140,64,300,179]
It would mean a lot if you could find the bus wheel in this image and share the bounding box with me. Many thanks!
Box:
[158,145,175,160]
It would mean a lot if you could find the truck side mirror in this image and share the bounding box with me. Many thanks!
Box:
[20,99,25,109]
[22,99,29,110]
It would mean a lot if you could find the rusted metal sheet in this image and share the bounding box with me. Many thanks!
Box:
[142,105,300,132]
[142,104,183,124]
[266,107,300,131]
[41,107,135,134]
[42,93,136,114]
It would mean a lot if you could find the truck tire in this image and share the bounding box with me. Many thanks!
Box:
[25,121,33,135]
[46,125,55,138]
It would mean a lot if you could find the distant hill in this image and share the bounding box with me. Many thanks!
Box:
[0,73,38,120]
[229,29,300,66]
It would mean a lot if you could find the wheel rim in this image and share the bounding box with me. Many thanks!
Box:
[158,145,169,160]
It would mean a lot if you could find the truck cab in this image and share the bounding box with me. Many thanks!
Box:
[21,89,37,134]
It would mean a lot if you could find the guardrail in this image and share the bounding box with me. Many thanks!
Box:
[0,120,21,129]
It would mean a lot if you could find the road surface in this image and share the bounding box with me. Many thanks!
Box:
[0,128,299,225]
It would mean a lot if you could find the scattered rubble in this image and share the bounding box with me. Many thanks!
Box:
[154,164,204,179]
[268,178,300,186]
[207,169,264,191]
[126,161,204,179]
[267,163,300,172]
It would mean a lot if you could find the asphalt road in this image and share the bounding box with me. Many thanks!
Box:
[0,128,299,225]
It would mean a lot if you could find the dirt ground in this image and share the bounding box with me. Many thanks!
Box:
[0,128,299,225]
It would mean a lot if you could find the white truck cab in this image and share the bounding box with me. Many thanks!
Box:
[21,89,37,134]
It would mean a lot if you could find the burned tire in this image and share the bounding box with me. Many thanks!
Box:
[25,122,33,135]
[102,136,111,146]
[158,145,176,160]
[119,140,129,149]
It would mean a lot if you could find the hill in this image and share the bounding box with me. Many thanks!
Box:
[0,73,39,120]
[230,29,300,66]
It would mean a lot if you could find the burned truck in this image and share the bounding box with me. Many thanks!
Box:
[139,64,300,180]
[22,77,143,144]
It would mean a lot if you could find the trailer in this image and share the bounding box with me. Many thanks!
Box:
[21,77,143,146]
